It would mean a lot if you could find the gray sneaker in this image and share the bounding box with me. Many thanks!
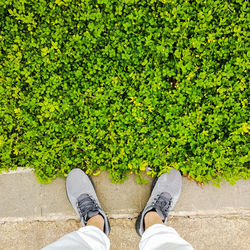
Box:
[66,168,110,235]
[136,168,182,236]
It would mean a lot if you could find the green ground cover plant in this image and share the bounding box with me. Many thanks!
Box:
[0,0,249,185]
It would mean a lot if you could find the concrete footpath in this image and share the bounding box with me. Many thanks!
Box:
[0,168,249,250]
[1,217,249,250]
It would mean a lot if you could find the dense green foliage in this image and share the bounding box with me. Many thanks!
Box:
[0,0,249,185]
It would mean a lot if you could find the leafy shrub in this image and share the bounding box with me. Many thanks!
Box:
[0,0,249,185]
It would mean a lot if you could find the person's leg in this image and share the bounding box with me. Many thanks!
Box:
[144,211,164,229]
[136,168,193,250]
[139,211,193,250]
[42,225,109,250]
[42,168,111,250]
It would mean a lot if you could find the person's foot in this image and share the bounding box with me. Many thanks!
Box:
[66,168,110,235]
[135,168,182,236]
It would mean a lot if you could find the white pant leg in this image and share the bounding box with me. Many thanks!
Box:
[139,224,193,250]
[42,225,110,250]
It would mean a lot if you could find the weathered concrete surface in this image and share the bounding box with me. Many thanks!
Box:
[0,217,249,250]
[0,170,41,218]
[92,172,250,217]
[0,168,249,220]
